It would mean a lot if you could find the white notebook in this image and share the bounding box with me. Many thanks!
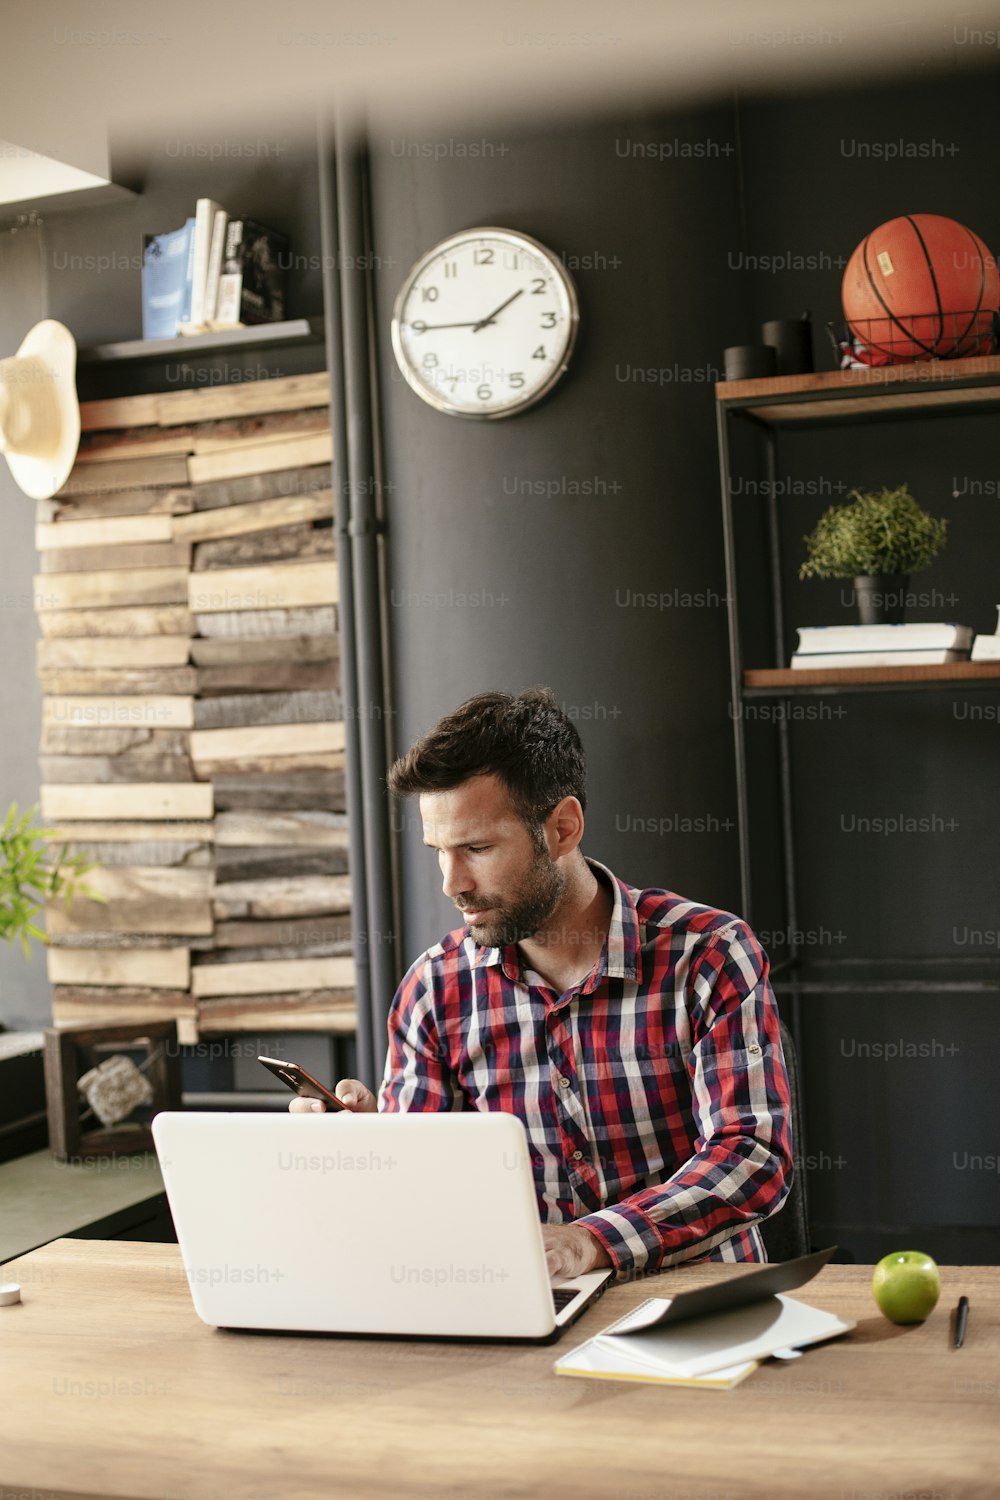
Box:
[555,1246,853,1387]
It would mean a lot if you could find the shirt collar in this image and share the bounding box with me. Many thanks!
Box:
[473,856,642,988]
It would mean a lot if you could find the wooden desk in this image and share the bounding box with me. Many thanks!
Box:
[1,1240,996,1500]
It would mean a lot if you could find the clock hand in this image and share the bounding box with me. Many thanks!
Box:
[409,319,483,332]
[472,289,525,332]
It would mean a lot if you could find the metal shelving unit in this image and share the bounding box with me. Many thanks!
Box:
[716,354,1000,1023]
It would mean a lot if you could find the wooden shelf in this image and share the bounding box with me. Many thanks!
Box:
[77,317,324,366]
[716,353,1000,428]
[744,661,1000,695]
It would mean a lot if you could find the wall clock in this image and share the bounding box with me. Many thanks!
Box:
[390,227,579,419]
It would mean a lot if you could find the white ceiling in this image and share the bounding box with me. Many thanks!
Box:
[1,0,999,166]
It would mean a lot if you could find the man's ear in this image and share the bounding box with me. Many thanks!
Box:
[545,796,585,859]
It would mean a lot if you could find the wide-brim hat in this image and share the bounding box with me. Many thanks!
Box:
[0,320,81,500]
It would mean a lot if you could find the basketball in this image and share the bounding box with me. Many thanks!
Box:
[842,213,999,362]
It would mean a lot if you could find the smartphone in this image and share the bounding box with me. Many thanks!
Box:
[258,1056,347,1110]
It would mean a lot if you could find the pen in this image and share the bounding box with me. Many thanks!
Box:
[953,1296,969,1349]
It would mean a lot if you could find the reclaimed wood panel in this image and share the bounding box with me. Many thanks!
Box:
[46,947,191,988]
[59,454,190,495]
[191,955,354,998]
[36,514,175,551]
[192,690,339,731]
[40,754,194,785]
[154,371,330,425]
[45,867,214,937]
[173,490,332,543]
[53,841,211,868]
[38,541,192,574]
[190,722,345,777]
[40,784,213,821]
[193,605,336,638]
[214,811,349,848]
[38,667,197,696]
[212,875,351,921]
[42,696,194,730]
[213,847,349,881]
[192,523,334,571]
[187,432,332,485]
[37,637,192,670]
[43,821,214,843]
[195,661,338,697]
[38,605,193,639]
[196,993,356,1033]
[190,464,332,512]
[211,772,346,811]
[36,568,189,612]
[39,726,191,757]
[42,487,195,521]
[188,562,337,614]
[79,393,162,431]
[51,986,196,1026]
[213,914,351,948]
[189,635,336,667]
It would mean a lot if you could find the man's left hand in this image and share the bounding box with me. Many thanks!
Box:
[542,1222,612,1283]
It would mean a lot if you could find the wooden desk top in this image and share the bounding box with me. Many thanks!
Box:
[1,1240,997,1500]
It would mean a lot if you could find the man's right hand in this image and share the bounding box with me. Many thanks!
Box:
[287,1078,377,1114]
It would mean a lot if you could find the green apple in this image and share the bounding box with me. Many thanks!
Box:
[872,1250,941,1324]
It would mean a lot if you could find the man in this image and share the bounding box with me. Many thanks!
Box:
[291,687,793,1283]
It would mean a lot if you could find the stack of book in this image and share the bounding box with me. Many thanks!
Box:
[141,198,287,341]
[971,608,1000,661]
[791,622,974,669]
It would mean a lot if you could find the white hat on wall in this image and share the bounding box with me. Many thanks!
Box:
[0,319,80,499]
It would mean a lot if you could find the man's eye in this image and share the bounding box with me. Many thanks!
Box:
[467,846,490,854]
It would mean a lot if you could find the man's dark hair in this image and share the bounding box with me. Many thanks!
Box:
[387,687,587,831]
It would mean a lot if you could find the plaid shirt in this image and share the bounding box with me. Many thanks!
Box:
[378,858,793,1277]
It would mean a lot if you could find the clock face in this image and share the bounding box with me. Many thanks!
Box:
[390,227,579,418]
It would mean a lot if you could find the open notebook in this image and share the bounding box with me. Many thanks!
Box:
[555,1246,854,1389]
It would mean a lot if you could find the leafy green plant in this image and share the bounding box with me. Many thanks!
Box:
[799,484,948,580]
[0,802,101,957]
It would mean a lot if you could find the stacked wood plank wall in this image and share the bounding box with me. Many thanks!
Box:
[35,373,355,1044]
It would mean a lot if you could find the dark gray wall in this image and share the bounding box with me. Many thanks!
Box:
[369,106,748,950]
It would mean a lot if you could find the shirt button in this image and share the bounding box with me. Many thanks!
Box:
[748,1042,762,1055]
[558,1076,571,1089]
[571,1150,584,1161]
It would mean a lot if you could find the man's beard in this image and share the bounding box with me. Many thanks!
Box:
[459,841,566,949]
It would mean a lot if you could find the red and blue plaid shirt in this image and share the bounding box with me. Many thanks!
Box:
[378,858,793,1277]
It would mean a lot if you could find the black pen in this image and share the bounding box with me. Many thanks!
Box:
[953,1295,969,1349]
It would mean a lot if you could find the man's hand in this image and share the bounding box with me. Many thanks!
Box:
[287,1078,377,1113]
[542,1222,612,1284]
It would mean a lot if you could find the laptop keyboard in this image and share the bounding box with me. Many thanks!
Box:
[552,1287,578,1313]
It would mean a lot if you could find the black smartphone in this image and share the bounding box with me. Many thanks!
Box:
[258,1055,347,1110]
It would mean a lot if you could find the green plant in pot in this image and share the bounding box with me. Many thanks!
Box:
[799,484,948,625]
[1,802,99,958]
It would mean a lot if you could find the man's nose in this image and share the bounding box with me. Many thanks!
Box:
[440,853,472,901]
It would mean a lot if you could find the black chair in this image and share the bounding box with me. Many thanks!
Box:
[759,1013,811,1262]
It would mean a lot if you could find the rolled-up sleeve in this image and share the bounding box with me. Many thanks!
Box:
[578,921,793,1276]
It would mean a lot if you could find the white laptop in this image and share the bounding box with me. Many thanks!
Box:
[151,1109,613,1342]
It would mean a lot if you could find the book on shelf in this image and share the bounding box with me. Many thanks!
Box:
[792,648,969,669]
[187,196,224,329]
[202,208,229,324]
[211,218,288,329]
[141,217,195,341]
[795,623,973,655]
[971,634,1000,661]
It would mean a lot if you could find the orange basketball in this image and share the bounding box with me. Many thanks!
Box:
[842,213,999,362]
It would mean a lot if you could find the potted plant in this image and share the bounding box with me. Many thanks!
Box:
[1,802,98,958]
[798,484,948,624]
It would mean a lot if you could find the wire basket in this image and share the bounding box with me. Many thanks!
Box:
[826,309,1000,367]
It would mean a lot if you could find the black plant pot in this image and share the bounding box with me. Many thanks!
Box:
[853,574,909,625]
